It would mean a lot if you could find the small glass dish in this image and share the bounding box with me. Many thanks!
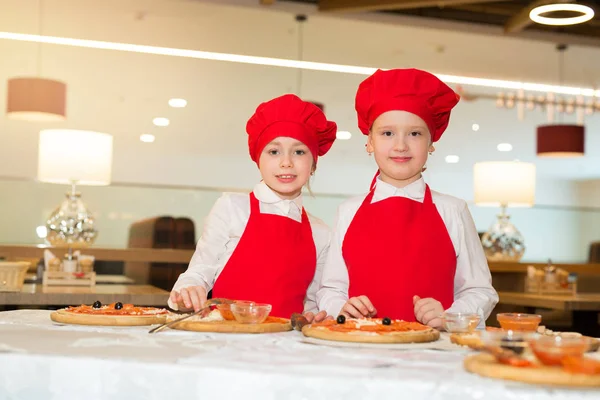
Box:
[480,330,537,356]
[230,301,272,324]
[441,312,481,333]
[529,335,591,366]
[497,313,542,332]
[215,303,235,321]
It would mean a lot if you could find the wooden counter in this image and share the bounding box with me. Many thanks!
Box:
[0,284,169,306]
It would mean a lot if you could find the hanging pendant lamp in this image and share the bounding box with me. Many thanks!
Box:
[6,77,67,121]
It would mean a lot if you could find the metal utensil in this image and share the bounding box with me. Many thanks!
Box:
[149,298,234,334]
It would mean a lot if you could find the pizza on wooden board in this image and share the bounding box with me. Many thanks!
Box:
[302,315,440,344]
[167,306,292,334]
[50,301,169,326]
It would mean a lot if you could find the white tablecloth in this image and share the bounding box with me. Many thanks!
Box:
[0,310,598,400]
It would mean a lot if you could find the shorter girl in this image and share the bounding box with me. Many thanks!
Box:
[169,94,337,319]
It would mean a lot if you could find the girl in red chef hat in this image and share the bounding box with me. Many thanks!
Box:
[316,69,498,329]
[169,94,337,320]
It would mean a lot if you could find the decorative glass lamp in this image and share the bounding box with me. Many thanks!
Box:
[37,129,113,249]
[474,161,536,262]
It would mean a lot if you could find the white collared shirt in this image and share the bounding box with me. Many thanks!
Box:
[170,181,330,313]
[316,177,499,326]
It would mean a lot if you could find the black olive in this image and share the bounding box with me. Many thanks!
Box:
[501,337,524,355]
[382,317,392,326]
[92,301,102,309]
[114,302,123,310]
[336,315,346,324]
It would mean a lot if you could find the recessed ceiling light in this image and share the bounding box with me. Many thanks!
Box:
[153,117,169,127]
[497,143,513,152]
[445,155,460,163]
[168,98,187,108]
[472,123,480,132]
[140,134,155,143]
[336,131,352,140]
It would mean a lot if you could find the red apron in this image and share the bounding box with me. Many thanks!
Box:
[212,192,316,318]
[342,183,456,321]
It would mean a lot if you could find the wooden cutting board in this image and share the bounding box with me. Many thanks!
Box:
[171,316,291,333]
[50,309,167,326]
[464,353,600,388]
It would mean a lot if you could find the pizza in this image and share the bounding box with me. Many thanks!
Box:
[50,301,169,326]
[302,316,440,344]
[465,352,600,387]
[169,308,292,333]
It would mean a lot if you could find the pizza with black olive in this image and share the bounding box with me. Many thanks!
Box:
[302,316,440,343]
[50,301,168,326]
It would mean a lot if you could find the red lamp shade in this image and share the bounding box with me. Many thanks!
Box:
[536,124,584,157]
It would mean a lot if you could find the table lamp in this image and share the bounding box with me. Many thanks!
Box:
[37,129,113,250]
[474,161,536,262]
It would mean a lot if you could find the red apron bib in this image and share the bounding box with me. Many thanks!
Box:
[212,193,316,318]
[342,183,456,320]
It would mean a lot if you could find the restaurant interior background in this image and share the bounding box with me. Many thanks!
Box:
[0,0,599,263]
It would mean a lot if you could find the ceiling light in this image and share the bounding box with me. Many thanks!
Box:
[168,98,187,108]
[140,134,155,143]
[497,143,513,152]
[536,124,584,157]
[153,117,169,127]
[530,3,594,26]
[0,32,599,97]
[445,155,460,163]
[472,123,480,132]
[336,131,352,140]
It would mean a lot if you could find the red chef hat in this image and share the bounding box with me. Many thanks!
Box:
[246,94,337,164]
[355,69,459,142]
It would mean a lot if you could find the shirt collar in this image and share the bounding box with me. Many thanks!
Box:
[253,181,303,214]
[372,176,426,203]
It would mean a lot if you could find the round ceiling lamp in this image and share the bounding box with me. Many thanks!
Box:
[529,3,595,26]
[536,124,584,157]
[6,77,67,121]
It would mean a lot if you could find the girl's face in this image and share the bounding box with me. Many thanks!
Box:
[258,136,314,200]
[367,110,434,188]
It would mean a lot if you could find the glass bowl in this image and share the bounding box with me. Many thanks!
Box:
[215,303,235,321]
[480,329,537,356]
[529,335,591,366]
[496,313,542,332]
[230,301,272,324]
[441,312,481,333]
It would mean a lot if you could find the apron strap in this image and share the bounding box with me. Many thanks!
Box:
[249,192,260,214]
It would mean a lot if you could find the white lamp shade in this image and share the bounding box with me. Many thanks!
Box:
[474,161,536,207]
[38,129,113,185]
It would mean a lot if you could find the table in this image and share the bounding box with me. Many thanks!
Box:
[498,291,600,336]
[0,310,597,400]
[0,284,169,306]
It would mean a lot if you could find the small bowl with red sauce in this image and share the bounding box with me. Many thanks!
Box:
[497,313,542,332]
[529,335,591,366]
